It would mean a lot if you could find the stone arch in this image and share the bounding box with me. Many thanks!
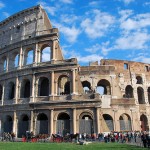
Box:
[0,84,3,100]
[7,82,15,100]
[56,112,70,136]
[21,79,31,98]
[38,77,49,96]
[18,114,29,137]
[97,79,111,95]
[137,87,145,104]
[58,75,70,95]
[148,87,150,104]
[36,113,48,134]
[140,114,148,131]
[82,81,91,93]
[119,113,131,131]
[136,76,143,84]
[125,85,133,98]
[4,115,13,133]
[9,52,19,69]
[40,45,51,62]
[102,114,114,132]
[24,49,34,65]
[79,112,94,135]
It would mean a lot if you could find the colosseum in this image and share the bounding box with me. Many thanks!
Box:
[0,5,150,138]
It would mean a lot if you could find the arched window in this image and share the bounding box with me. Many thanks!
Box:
[39,77,49,96]
[140,114,148,131]
[21,79,30,98]
[58,76,70,95]
[3,59,7,71]
[41,47,51,62]
[15,54,19,67]
[4,115,13,133]
[137,87,145,104]
[102,114,114,131]
[26,50,33,65]
[97,79,111,95]
[125,85,133,98]
[8,82,15,100]
[136,76,143,84]
[82,81,91,93]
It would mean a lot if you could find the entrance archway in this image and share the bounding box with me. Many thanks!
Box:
[4,115,13,133]
[18,115,29,137]
[79,113,94,135]
[102,114,114,132]
[119,114,132,131]
[36,113,48,134]
[56,113,70,136]
[140,114,148,131]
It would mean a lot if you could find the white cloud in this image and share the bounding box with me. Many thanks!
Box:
[60,14,78,24]
[59,0,73,4]
[133,56,150,64]
[120,13,150,31]
[115,31,150,50]
[53,22,80,43]
[0,1,5,9]
[77,54,103,63]
[81,9,115,39]
[144,2,150,6]
[37,1,56,16]
[118,0,135,5]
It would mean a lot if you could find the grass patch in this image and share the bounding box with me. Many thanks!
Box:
[0,142,144,150]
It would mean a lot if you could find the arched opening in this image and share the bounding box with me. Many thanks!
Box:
[0,84,3,100]
[82,81,91,93]
[119,114,131,131]
[97,79,111,95]
[4,115,13,133]
[125,85,133,98]
[58,76,70,95]
[39,77,49,96]
[41,46,51,62]
[56,113,70,136]
[79,113,94,135]
[21,79,30,98]
[25,50,34,65]
[3,59,7,71]
[140,114,148,131]
[136,76,143,84]
[18,115,29,137]
[14,54,19,67]
[148,87,150,104]
[8,82,15,100]
[36,113,48,135]
[137,87,145,104]
[102,114,114,132]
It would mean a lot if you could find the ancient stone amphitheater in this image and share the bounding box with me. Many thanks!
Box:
[0,5,150,137]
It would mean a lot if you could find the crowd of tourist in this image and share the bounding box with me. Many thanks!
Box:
[1,130,150,147]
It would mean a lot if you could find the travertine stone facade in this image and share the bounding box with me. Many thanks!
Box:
[0,5,150,137]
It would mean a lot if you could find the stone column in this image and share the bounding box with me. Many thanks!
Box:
[2,82,5,105]
[13,111,18,137]
[50,109,54,134]
[6,56,9,71]
[113,109,118,131]
[34,43,38,64]
[96,107,100,134]
[15,76,19,104]
[50,71,54,98]
[19,46,23,68]
[72,69,76,94]
[72,108,77,134]
[52,39,56,60]
[30,111,34,132]
[31,74,35,102]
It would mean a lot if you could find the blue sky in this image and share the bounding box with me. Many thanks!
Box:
[0,0,150,66]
